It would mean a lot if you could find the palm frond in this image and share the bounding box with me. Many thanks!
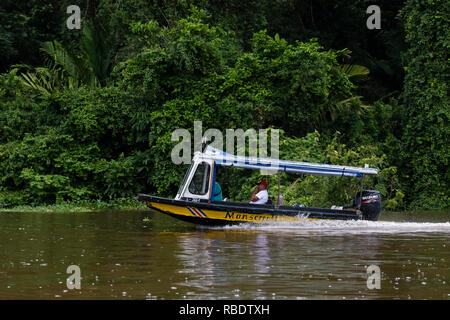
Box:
[40,40,95,86]
[21,69,53,96]
[340,64,370,79]
[80,21,114,86]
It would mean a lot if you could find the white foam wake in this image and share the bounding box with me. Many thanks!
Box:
[218,219,450,235]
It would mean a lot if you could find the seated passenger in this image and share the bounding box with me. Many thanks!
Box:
[213,181,223,201]
[249,180,269,204]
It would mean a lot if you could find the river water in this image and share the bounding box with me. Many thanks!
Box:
[0,210,448,300]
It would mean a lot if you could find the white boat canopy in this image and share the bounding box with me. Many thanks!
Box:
[198,146,378,178]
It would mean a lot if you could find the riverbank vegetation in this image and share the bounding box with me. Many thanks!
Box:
[0,0,448,211]
[0,198,147,213]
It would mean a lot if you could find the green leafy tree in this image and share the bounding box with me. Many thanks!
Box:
[399,0,449,209]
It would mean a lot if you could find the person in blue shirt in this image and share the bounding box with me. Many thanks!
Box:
[213,181,222,201]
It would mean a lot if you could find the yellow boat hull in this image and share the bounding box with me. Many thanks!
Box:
[146,201,324,224]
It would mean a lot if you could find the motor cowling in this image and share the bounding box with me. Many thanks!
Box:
[355,190,382,221]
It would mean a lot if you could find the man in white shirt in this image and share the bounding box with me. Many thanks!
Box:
[249,180,269,204]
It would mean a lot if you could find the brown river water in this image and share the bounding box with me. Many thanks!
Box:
[0,210,448,300]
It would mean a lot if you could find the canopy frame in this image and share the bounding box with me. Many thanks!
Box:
[199,146,378,178]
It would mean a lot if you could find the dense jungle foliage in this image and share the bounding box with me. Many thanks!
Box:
[0,0,448,210]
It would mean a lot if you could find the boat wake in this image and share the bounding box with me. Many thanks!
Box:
[212,219,450,235]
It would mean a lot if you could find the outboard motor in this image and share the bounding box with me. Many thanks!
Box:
[355,190,382,221]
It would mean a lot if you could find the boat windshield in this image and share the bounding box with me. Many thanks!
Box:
[177,162,194,197]
[188,162,211,195]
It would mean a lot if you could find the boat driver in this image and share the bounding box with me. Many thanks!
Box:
[249,180,269,204]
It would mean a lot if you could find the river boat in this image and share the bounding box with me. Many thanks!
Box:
[138,145,382,225]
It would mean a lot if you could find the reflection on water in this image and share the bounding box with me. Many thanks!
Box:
[0,210,448,299]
